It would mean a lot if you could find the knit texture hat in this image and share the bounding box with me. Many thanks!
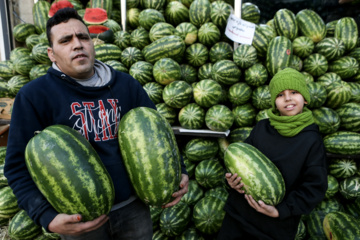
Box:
[269,68,310,110]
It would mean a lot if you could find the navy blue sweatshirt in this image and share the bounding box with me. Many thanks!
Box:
[4,66,184,230]
[223,119,328,240]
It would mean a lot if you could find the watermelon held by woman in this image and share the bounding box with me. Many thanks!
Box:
[118,107,182,207]
[48,0,74,18]
[83,7,108,25]
[24,125,115,222]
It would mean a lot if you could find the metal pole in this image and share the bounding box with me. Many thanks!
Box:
[233,0,242,50]
[121,0,126,31]
[0,0,13,61]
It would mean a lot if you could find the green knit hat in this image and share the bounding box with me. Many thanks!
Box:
[269,68,310,110]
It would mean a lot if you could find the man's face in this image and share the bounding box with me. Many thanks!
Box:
[47,18,95,79]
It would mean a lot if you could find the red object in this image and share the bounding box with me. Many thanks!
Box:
[88,25,110,34]
[83,8,108,25]
[48,0,74,18]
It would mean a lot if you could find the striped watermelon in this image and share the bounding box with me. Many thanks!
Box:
[193,196,225,235]
[113,31,131,50]
[210,1,233,30]
[149,22,177,42]
[10,47,31,62]
[33,0,50,33]
[142,35,186,64]
[153,58,181,85]
[175,22,198,46]
[315,37,346,61]
[181,179,204,206]
[197,63,212,80]
[302,53,328,77]
[204,186,228,202]
[130,28,151,50]
[195,159,225,189]
[335,102,360,132]
[178,103,205,129]
[0,186,20,218]
[323,131,360,155]
[13,55,37,76]
[103,19,121,33]
[162,81,193,109]
[8,210,42,240]
[198,22,221,47]
[129,61,154,85]
[193,79,222,108]
[189,0,211,28]
[228,127,253,144]
[32,43,52,64]
[91,0,113,16]
[339,176,360,200]
[159,201,191,237]
[316,72,341,88]
[180,64,198,84]
[138,9,165,31]
[155,103,177,125]
[211,60,241,85]
[312,107,340,134]
[175,227,204,240]
[335,17,359,52]
[94,43,122,62]
[209,42,233,63]
[266,36,292,77]
[126,8,141,29]
[25,33,40,50]
[25,125,115,221]
[185,138,219,162]
[29,64,51,81]
[292,36,315,58]
[325,175,339,199]
[105,60,128,73]
[185,43,209,67]
[241,2,260,24]
[232,103,257,127]
[233,44,257,69]
[329,158,357,179]
[7,75,30,97]
[205,104,234,131]
[344,197,360,219]
[273,8,298,40]
[227,82,252,106]
[224,142,285,205]
[0,61,15,80]
[118,107,181,206]
[323,211,360,239]
[252,24,276,58]
[326,20,338,37]
[295,9,326,43]
[302,72,314,84]
[120,47,144,68]
[315,197,343,214]
[244,63,268,87]
[306,210,327,238]
[164,1,189,26]
[251,85,271,110]
[328,56,359,79]
[307,82,327,109]
[289,55,303,72]
[325,80,351,109]
[348,82,360,103]
[12,23,37,43]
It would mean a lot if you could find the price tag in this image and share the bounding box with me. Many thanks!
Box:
[225,14,256,45]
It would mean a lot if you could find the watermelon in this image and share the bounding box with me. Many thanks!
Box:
[120,47,143,69]
[178,103,205,129]
[228,127,253,144]
[266,36,292,77]
[7,75,30,97]
[197,22,221,47]
[164,1,189,27]
[130,28,151,50]
[339,176,360,200]
[180,64,198,84]
[325,175,339,200]
[344,197,360,219]
[232,103,257,127]
[312,107,340,135]
[32,43,52,64]
[12,23,37,43]
[205,104,234,132]
[8,210,42,240]
[185,138,219,162]
[143,82,163,105]
[13,55,37,76]
[0,186,20,218]
[189,0,211,28]
[348,82,360,103]
[315,197,343,214]
[295,9,326,43]
[138,9,165,31]
[94,43,121,62]
[0,61,15,80]
[335,17,359,52]
[185,43,209,67]
[162,81,193,109]
[209,42,233,63]
[25,125,114,221]
[159,201,191,237]
[316,72,341,88]
[197,63,212,80]
[149,22,177,42]
[90,0,113,17]
[306,210,327,238]
[323,211,360,239]
[224,142,285,205]
[139,0,165,10]
[302,53,328,77]
[295,219,306,240]
[315,37,345,61]
[180,179,204,206]
[104,60,128,73]
[193,79,222,108]
[292,36,315,58]
[335,102,360,132]
[329,158,357,179]
[183,155,196,179]
[241,2,260,24]
[325,80,351,109]
[175,22,198,46]
[302,72,314,84]
[211,60,241,85]
[48,0,74,17]
[102,19,121,33]
[192,196,225,235]
[210,1,232,30]
[175,227,204,240]
[83,8,108,25]
[307,82,327,109]
[252,24,276,58]
[323,131,360,155]
[251,85,272,110]
[233,44,257,69]
[204,186,229,202]
[195,159,225,189]
[243,63,268,87]
[118,107,182,206]
[126,8,141,29]
[328,56,359,79]
[227,82,252,106]
[24,33,40,50]
[289,55,303,72]
[33,1,50,33]
[153,58,181,85]
[10,47,31,62]
[155,103,177,125]
[129,61,153,86]
[113,31,131,50]
[273,8,298,40]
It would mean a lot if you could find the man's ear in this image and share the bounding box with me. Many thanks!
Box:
[304,101,308,105]
[47,47,56,62]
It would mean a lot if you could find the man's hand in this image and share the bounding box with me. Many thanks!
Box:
[225,173,245,194]
[163,174,189,208]
[244,194,279,218]
[48,214,109,236]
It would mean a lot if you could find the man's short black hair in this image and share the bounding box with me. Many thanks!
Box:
[46,7,87,46]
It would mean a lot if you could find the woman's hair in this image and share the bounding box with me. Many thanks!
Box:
[46,7,87,46]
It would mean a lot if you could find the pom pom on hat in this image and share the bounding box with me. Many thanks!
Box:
[269,68,310,110]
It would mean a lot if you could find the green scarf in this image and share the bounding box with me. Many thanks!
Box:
[267,107,314,137]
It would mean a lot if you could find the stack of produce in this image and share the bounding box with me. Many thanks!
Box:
[0,0,360,238]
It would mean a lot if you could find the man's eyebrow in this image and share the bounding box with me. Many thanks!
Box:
[58,32,89,42]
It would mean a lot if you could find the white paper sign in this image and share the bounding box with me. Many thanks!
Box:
[225,14,256,45]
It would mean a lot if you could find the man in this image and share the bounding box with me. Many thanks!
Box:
[4,7,188,239]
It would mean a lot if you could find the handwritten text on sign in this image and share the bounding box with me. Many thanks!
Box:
[225,14,255,45]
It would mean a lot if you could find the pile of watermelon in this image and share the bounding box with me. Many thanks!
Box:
[1,0,360,238]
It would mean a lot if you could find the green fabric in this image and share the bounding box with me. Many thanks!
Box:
[269,68,311,110]
[267,107,314,137]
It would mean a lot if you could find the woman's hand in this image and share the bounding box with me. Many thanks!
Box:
[225,173,245,194]
[163,174,189,208]
[244,194,279,218]
[48,214,109,235]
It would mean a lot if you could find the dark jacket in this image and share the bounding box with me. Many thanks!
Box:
[224,119,328,240]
